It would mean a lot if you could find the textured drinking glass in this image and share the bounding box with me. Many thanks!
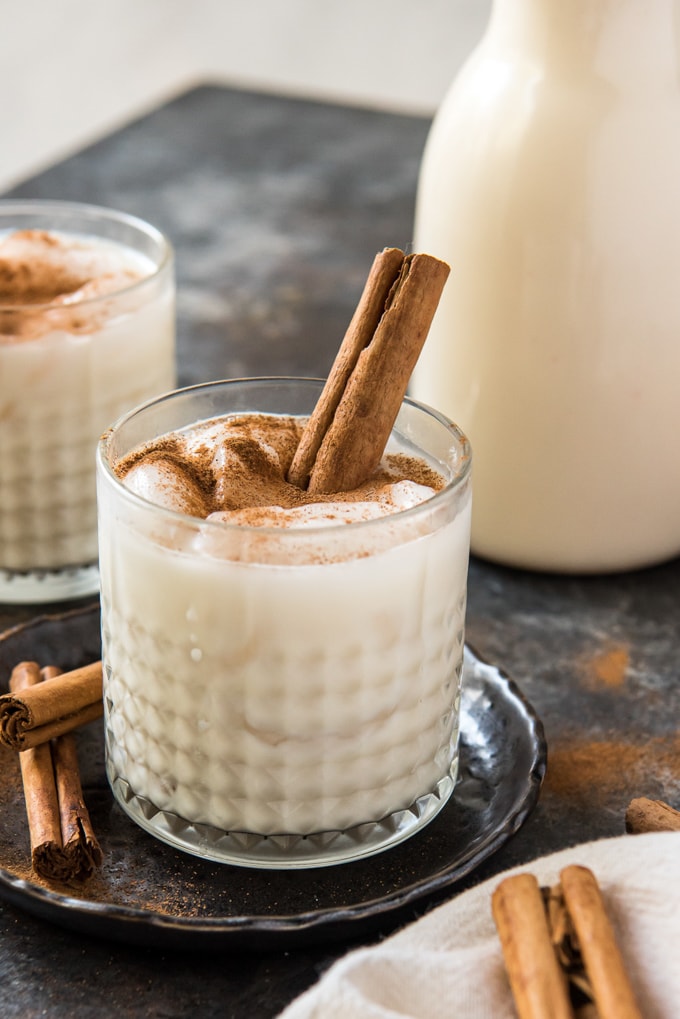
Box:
[0,200,175,603]
[97,378,472,868]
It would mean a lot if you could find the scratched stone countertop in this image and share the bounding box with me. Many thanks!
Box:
[1,84,679,1019]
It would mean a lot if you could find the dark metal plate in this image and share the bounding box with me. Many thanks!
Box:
[0,605,546,950]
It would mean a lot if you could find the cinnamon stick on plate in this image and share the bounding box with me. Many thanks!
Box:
[287,247,450,493]
[10,662,102,884]
[0,659,102,750]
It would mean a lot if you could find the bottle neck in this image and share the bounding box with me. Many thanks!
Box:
[485,0,680,85]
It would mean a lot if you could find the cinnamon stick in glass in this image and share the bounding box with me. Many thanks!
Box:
[10,662,102,883]
[287,247,450,493]
[0,659,102,750]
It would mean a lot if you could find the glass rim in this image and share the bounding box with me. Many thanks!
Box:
[97,376,473,541]
[0,198,173,312]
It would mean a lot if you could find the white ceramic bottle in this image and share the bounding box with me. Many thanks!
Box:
[413,0,680,573]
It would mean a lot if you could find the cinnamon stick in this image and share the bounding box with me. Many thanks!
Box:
[10,662,102,883]
[287,247,450,493]
[560,865,643,1019]
[625,796,680,833]
[492,872,574,1019]
[13,663,64,881]
[42,665,103,880]
[1,659,102,750]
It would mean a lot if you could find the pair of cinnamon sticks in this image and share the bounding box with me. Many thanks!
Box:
[492,866,642,1019]
[0,660,103,750]
[287,246,450,493]
[2,661,103,884]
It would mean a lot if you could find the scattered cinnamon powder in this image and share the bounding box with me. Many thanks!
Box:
[545,734,680,804]
[579,643,630,690]
[0,230,92,305]
[116,435,215,510]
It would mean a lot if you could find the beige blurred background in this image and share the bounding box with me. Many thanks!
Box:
[0,0,491,193]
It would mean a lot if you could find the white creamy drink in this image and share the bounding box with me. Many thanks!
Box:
[0,203,175,601]
[97,378,472,867]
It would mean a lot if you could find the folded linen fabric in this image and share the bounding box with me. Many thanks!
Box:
[278,832,680,1018]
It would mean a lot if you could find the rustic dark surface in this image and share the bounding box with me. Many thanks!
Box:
[1,83,679,1018]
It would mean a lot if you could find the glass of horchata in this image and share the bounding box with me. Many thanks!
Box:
[96,377,472,868]
[0,200,175,603]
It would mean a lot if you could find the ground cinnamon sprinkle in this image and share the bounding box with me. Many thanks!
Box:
[0,256,87,305]
[115,434,215,513]
[0,228,144,341]
[578,643,630,690]
[545,734,680,803]
[114,412,446,518]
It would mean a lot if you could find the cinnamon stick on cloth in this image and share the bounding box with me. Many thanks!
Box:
[287,247,450,493]
[491,872,574,1019]
[492,867,643,1019]
[276,834,679,1019]
[0,659,102,750]
[560,865,643,1019]
[10,662,102,884]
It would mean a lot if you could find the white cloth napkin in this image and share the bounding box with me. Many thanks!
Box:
[278,832,680,1019]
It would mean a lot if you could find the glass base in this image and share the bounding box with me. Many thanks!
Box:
[0,563,100,604]
[108,755,459,870]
